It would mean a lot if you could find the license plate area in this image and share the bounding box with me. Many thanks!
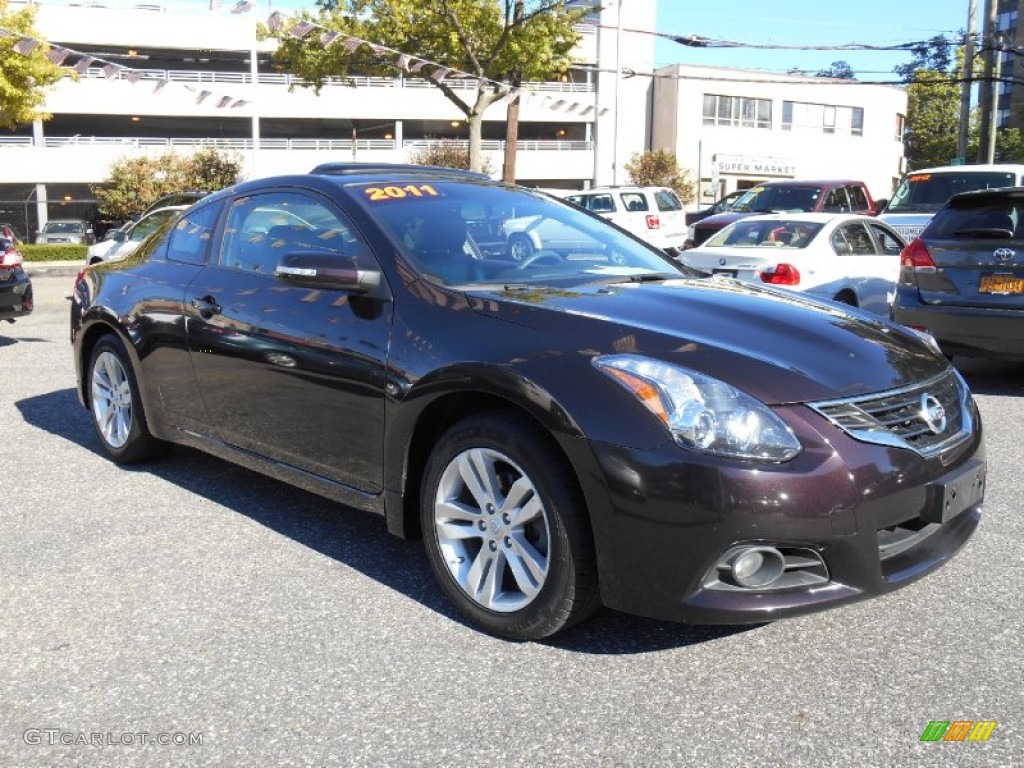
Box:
[979,273,1024,294]
[712,268,737,278]
[922,460,986,524]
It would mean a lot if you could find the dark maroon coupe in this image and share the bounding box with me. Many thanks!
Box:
[70,164,985,640]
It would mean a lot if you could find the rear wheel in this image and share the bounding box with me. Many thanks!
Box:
[87,334,168,463]
[421,411,600,640]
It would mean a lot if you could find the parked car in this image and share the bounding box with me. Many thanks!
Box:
[689,179,876,248]
[137,190,208,218]
[86,206,189,265]
[0,236,33,323]
[892,186,1024,358]
[879,164,1024,242]
[35,218,95,245]
[682,213,906,316]
[564,185,689,255]
[71,163,984,640]
[685,189,746,226]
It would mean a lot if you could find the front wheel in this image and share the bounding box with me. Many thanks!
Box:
[421,411,600,640]
[87,334,167,463]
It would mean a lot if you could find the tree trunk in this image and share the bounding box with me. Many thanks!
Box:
[468,111,484,174]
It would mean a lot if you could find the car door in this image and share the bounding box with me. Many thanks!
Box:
[185,188,393,493]
[828,220,896,314]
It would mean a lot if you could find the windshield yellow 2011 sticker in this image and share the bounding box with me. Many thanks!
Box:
[364,184,441,202]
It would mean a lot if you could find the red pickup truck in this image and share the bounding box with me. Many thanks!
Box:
[688,179,876,248]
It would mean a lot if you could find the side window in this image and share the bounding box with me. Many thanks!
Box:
[654,189,682,212]
[821,188,849,213]
[166,201,222,265]
[588,194,616,213]
[619,193,649,212]
[219,191,375,275]
[847,185,870,211]
[834,222,875,255]
[867,223,904,254]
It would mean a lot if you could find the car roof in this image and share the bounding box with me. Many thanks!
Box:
[946,185,1024,205]
[743,179,864,188]
[722,212,882,226]
[200,164,494,206]
[905,164,1024,175]
[570,186,670,194]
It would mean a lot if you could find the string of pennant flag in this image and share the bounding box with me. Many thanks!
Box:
[0,5,606,117]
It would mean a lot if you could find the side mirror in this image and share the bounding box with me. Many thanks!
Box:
[872,199,888,215]
[113,230,128,242]
[275,252,382,294]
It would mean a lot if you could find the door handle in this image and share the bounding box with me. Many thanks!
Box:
[191,296,222,318]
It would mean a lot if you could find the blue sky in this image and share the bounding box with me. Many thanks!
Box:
[653,1,972,81]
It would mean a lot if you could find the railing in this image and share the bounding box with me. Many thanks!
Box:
[30,136,593,151]
[404,139,593,151]
[69,67,596,93]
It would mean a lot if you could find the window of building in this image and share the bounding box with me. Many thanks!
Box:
[782,101,865,137]
[702,94,772,129]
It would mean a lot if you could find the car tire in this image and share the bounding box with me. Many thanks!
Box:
[508,233,535,262]
[87,334,168,464]
[421,410,600,640]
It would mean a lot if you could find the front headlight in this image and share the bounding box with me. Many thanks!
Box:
[593,354,802,462]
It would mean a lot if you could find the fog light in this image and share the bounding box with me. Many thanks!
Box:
[730,547,785,588]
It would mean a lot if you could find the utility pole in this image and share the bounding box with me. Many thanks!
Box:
[976,0,998,163]
[957,0,977,162]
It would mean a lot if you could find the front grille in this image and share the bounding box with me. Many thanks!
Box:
[808,370,972,457]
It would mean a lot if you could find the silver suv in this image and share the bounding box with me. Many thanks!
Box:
[565,186,688,255]
[35,219,94,245]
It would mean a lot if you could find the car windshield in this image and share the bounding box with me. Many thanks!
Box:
[705,219,825,249]
[44,221,84,234]
[349,180,691,287]
[887,171,1017,213]
[731,186,823,213]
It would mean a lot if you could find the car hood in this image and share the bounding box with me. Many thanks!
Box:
[695,212,749,230]
[467,277,946,404]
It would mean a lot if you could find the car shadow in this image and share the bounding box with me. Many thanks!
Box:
[954,357,1024,396]
[16,388,749,653]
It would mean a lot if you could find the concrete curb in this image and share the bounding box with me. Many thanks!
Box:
[24,261,85,278]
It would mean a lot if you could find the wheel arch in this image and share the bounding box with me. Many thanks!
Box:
[75,315,148,413]
[833,288,858,307]
[385,380,598,546]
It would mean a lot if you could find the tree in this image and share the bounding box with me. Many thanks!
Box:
[0,0,65,130]
[624,150,695,203]
[92,148,242,219]
[893,34,954,83]
[815,61,855,80]
[409,139,495,174]
[264,0,588,173]
[903,69,960,169]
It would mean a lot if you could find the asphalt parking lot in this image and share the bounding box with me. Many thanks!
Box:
[2,273,1021,767]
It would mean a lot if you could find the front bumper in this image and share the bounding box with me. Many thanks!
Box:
[892,290,1024,358]
[0,269,33,321]
[579,399,985,625]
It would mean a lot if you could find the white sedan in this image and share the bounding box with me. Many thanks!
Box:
[86,205,189,265]
[680,213,906,316]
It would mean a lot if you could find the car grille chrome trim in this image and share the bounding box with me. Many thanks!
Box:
[807,369,972,457]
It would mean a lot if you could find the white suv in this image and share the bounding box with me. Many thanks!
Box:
[564,186,688,255]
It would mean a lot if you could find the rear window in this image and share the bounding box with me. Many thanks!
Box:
[706,219,824,248]
[654,189,682,212]
[888,172,1018,214]
[927,200,1023,239]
